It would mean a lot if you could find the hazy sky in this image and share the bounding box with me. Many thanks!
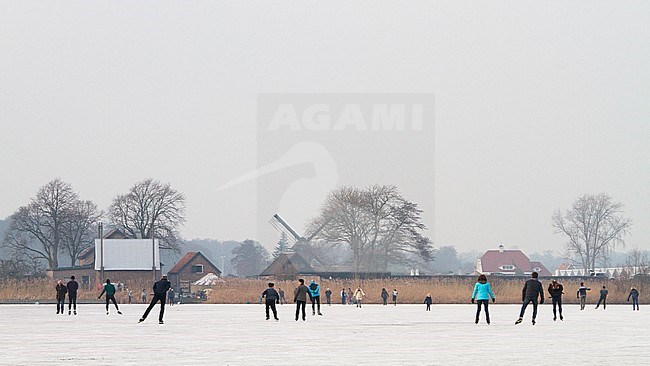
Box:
[1,2,648,255]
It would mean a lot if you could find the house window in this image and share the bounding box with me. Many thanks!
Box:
[191,264,203,274]
[500,265,515,270]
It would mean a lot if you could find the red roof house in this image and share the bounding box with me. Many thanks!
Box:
[476,245,551,276]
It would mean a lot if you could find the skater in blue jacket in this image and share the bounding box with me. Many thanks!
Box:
[471,274,496,324]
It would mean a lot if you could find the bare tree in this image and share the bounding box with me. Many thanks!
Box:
[108,179,185,252]
[310,185,434,274]
[552,193,631,274]
[626,247,649,276]
[2,179,77,269]
[61,200,102,266]
[231,239,270,277]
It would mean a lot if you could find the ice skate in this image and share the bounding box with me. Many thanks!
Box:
[515,318,522,325]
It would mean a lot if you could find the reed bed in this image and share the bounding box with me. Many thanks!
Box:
[1,277,647,305]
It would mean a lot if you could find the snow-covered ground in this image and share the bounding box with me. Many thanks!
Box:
[0,303,647,365]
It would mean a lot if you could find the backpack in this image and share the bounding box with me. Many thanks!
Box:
[309,283,318,291]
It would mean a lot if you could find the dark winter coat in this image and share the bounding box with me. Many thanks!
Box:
[522,278,544,302]
[424,296,432,305]
[628,289,639,300]
[262,288,280,302]
[55,284,68,301]
[325,289,332,299]
[548,283,563,298]
[153,279,171,297]
[381,289,389,300]
[99,283,116,298]
[599,289,608,299]
[294,284,311,302]
[66,280,79,296]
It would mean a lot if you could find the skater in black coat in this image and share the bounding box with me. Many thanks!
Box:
[66,276,79,315]
[139,275,171,324]
[262,282,280,321]
[515,272,544,325]
[55,280,67,315]
[547,279,564,321]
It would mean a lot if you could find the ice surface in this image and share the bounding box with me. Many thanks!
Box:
[0,303,647,365]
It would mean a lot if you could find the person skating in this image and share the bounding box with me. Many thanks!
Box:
[353,286,365,308]
[595,286,608,310]
[628,287,640,311]
[392,289,398,306]
[325,288,332,306]
[66,276,79,315]
[547,279,564,321]
[278,288,285,305]
[577,282,591,310]
[261,282,280,321]
[141,289,147,303]
[381,288,389,306]
[128,290,133,304]
[98,279,122,315]
[471,274,496,324]
[55,280,67,315]
[424,293,433,311]
[308,280,322,316]
[167,288,175,307]
[341,288,347,305]
[347,288,353,305]
[515,272,544,325]
[139,275,171,324]
[294,279,311,321]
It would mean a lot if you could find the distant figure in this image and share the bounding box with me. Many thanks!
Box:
[167,288,175,306]
[471,274,495,324]
[308,280,322,316]
[628,287,640,311]
[141,289,147,303]
[392,289,398,306]
[66,276,79,315]
[424,293,433,311]
[55,280,67,315]
[325,288,332,306]
[381,288,389,306]
[348,288,353,305]
[294,279,311,321]
[341,289,347,305]
[515,272,544,325]
[98,279,122,315]
[595,286,608,310]
[128,290,133,304]
[139,275,171,324]
[576,282,591,310]
[547,279,564,321]
[261,282,280,321]
[353,286,365,308]
[278,288,285,305]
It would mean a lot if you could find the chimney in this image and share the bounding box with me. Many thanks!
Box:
[499,244,504,252]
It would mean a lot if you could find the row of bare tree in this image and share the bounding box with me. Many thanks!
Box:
[1,178,185,271]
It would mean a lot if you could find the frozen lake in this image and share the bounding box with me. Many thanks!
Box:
[0,303,647,365]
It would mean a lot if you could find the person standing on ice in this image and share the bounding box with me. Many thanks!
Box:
[628,287,640,310]
[139,275,171,324]
[471,274,496,324]
[325,288,332,306]
[167,288,175,307]
[595,285,608,310]
[381,288,389,305]
[308,280,322,316]
[348,287,353,305]
[577,282,591,310]
[278,288,285,305]
[98,279,122,315]
[341,288,347,305]
[141,289,147,303]
[294,279,311,321]
[392,289,398,306]
[547,279,564,321]
[515,271,544,325]
[55,280,67,315]
[66,275,79,315]
[424,293,433,311]
[262,282,280,321]
[353,286,365,308]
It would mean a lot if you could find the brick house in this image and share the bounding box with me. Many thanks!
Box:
[167,252,221,288]
[476,245,551,276]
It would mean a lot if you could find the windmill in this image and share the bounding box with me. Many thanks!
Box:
[269,213,330,266]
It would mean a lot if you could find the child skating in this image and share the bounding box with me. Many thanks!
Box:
[424,293,432,311]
